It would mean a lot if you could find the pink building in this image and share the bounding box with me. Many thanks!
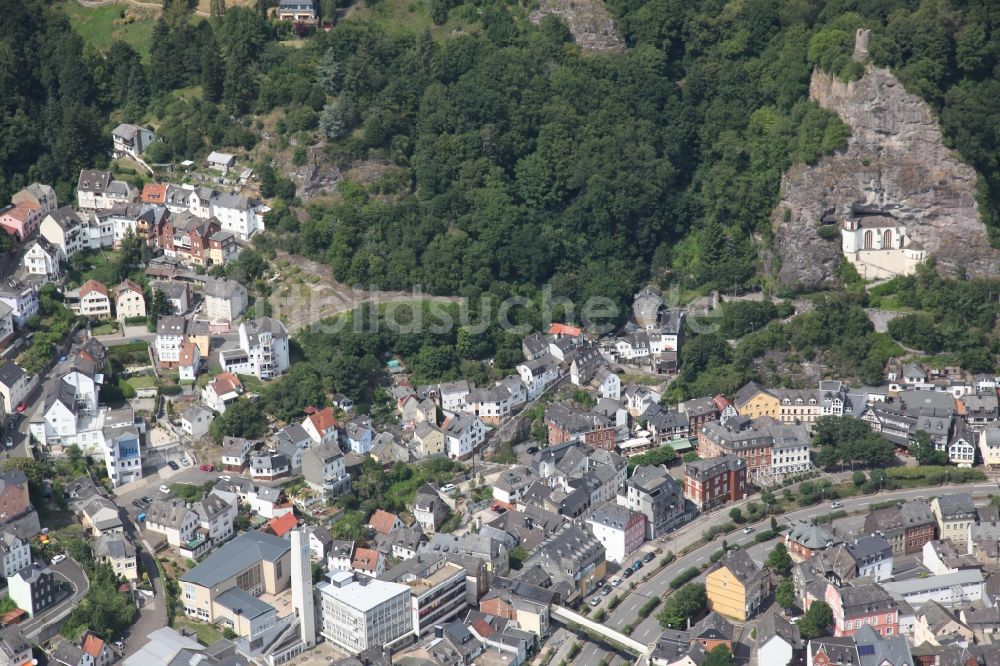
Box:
[0,203,42,241]
[823,583,899,638]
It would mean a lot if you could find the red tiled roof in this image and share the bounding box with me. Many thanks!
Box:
[210,372,242,395]
[472,618,494,638]
[368,509,399,536]
[82,631,105,658]
[179,341,197,365]
[80,279,109,297]
[116,278,143,295]
[1,202,39,222]
[264,512,298,538]
[352,547,381,571]
[548,323,582,337]
[142,183,167,204]
[308,407,338,433]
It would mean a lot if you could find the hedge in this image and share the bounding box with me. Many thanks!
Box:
[670,567,700,589]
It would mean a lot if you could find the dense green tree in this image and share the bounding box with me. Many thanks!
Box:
[911,430,949,466]
[657,583,707,629]
[776,578,796,609]
[799,600,834,640]
[766,542,793,577]
[703,646,733,666]
[209,398,267,443]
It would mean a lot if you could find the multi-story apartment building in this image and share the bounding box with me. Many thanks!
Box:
[824,583,898,638]
[381,554,467,636]
[683,455,747,512]
[706,550,768,621]
[316,570,412,654]
[585,503,645,564]
[115,279,146,321]
[545,402,616,451]
[155,316,187,369]
[931,493,977,548]
[864,499,937,555]
[618,464,688,539]
[220,317,290,380]
[0,532,31,578]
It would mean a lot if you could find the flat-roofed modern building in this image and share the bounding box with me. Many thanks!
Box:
[381,553,467,636]
[316,570,412,654]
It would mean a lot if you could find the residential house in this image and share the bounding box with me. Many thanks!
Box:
[155,316,186,369]
[544,402,614,451]
[368,510,402,537]
[585,503,644,564]
[249,452,290,481]
[73,280,112,319]
[438,380,471,412]
[145,497,199,551]
[352,547,385,578]
[177,342,201,382]
[0,303,11,349]
[276,0,318,22]
[220,436,253,472]
[922,538,980,575]
[426,533,510,577]
[494,467,536,505]
[308,526,334,562]
[979,428,1000,469]
[114,279,146,322]
[913,599,973,647]
[201,372,243,414]
[683,455,747,513]
[864,500,937,555]
[845,535,893,582]
[21,238,60,281]
[150,281,189,314]
[783,520,841,563]
[210,192,267,240]
[678,396,720,432]
[343,417,374,455]
[327,540,355,572]
[193,492,236,548]
[824,583,898,637]
[39,207,84,259]
[0,532,30,578]
[103,426,143,487]
[522,523,605,601]
[932,494,977,548]
[9,563,63,617]
[516,355,559,399]
[706,550,769,621]
[0,280,38,327]
[594,367,621,401]
[413,422,445,458]
[624,383,661,417]
[0,364,34,423]
[220,317,290,380]
[568,343,606,385]
[77,170,133,211]
[464,385,516,425]
[413,484,449,534]
[754,607,801,666]
[81,498,125,537]
[302,407,338,446]
[444,412,488,459]
[111,124,155,159]
[94,533,138,581]
[947,425,977,467]
[961,393,999,430]
[302,443,349,496]
[618,464,688,539]
[11,182,57,213]
[203,277,248,322]
[521,332,548,361]
[733,381,780,419]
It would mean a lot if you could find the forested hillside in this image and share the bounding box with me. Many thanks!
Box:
[2,0,999,309]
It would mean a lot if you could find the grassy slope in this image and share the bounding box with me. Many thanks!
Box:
[62,2,158,61]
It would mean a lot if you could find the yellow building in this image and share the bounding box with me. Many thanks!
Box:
[733,381,780,419]
[705,550,768,622]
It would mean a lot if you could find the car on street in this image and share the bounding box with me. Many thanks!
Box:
[159,485,170,494]
[132,500,144,509]
[51,554,66,564]
[113,639,125,651]
[441,483,457,494]
[167,460,179,470]
[743,526,754,534]
[632,560,643,571]
[830,501,844,509]
[589,596,601,607]
[600,585,612,596]
[643,552,655,563]
[610,576,622,586]
[199,464,213,472]
[15,402,26,413]
[622,568,633,578]
[219,475,231,482]
[141,496,152,505]
[526,446,539,454]
[181,457,190,467]
[4,436,12,449]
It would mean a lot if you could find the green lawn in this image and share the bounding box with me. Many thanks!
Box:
[173,617,225,646]
[91,321,120,336]
[347,0,478,40]
[61,2,158,62]
[126,375,158,390]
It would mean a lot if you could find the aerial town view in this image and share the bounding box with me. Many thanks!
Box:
[1,1,1000,666]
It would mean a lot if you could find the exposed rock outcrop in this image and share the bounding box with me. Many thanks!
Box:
[773,65,999,289]
[529,0,624,52]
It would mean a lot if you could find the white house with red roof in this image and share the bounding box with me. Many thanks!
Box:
[115,279,146,321]
[201,372,243,414]
[302,407,338,445]
[76,280,111,319]
[368,509,402,536]
[178,341,201,382]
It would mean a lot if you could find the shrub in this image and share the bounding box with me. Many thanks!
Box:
[670,566,699,589]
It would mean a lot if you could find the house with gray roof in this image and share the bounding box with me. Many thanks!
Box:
[617,464,689,539]
[203,276,248,321]
[94,533,138,581]
[783,519,842,562]
[521,523,604,601]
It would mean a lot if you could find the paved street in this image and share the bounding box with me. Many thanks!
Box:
[20,557,90,638]
[563,480,1000,665]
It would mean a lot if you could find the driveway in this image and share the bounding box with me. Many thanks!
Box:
[20,557,90,637]
[122,547,166,657]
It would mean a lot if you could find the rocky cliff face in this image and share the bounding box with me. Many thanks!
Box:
[773,65,998,289]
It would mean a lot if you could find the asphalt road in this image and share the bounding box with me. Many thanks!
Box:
[563,480,1000,665]
[20,557,90,637]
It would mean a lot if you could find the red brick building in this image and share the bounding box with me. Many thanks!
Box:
[683,455,746,512]
[544,402,616,451]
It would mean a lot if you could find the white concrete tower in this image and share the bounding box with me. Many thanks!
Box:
[290,528,317,648]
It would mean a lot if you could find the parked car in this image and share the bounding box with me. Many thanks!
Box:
[4,436,12,449]
[622,568,633,578]
[643,552,655,563]
[113,639,125,651]
[140,496,152,505]
[15,401,26,413]
[51,554,66,564]
[181,457,190,467]
[589,596,601,607]
[632,560,643,571]
[526,446,539,454]
[132,500,144,509]
[610,576,623,586]
[158,485,170,494]
[218,475,231,482]
[167,461,179,470]
[199,464,213,472]
[441,483,457,494]
[601,585,613,596]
